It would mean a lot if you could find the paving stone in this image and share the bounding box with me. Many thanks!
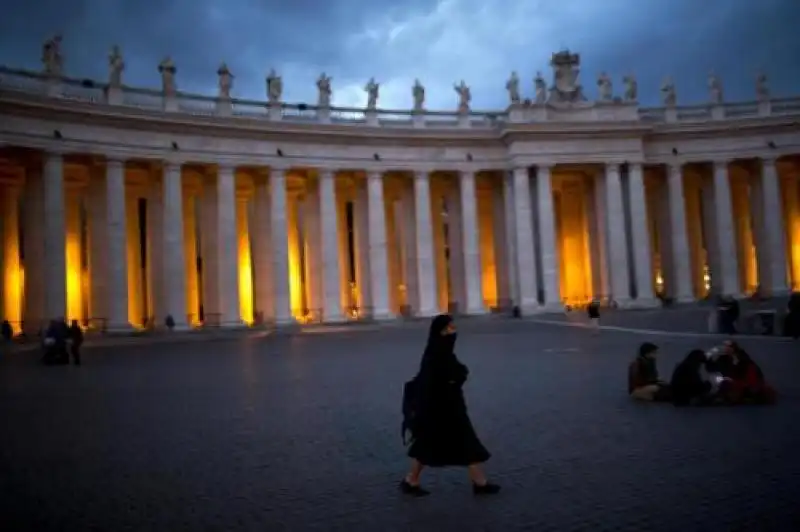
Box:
[1,321,799,530]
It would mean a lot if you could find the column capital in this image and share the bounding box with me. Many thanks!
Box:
[366,170,383,181]
[711,158,731,168]
[318,168,337,180]
[105,157,126,168]
[627,162,644,173]
[760,156,777,168]
[605,162,622,172]
[216,162,237,174]
[535,164,553,173]
[413,169,430,181]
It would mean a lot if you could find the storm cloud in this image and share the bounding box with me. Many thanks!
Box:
[0,0,798,110]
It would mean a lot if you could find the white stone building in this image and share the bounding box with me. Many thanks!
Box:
[0,43,799,333]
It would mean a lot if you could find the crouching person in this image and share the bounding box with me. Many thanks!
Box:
[628,342,671,401]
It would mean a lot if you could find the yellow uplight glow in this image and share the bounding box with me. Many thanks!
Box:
[237,201,254,325]
[65,233,83,323]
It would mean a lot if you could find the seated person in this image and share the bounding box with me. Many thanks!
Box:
[670,349,715,406]
[722,341,776,405]
[628,342,670,401]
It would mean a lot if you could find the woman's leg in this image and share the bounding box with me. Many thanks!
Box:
[405,459,424,485]
[467,464,488,485]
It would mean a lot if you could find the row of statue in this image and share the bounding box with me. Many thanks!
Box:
[41,36,772,111]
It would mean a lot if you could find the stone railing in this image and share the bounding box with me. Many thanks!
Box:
[1,66,799,129]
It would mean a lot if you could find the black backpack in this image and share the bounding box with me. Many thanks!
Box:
[401,377,420,445]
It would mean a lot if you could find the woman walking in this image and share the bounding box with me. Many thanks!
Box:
[400,314,500,496]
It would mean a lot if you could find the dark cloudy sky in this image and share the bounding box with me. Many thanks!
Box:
[0,0,798,110]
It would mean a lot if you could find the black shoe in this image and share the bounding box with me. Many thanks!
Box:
[399,479,430,497]
[472,482,501,495]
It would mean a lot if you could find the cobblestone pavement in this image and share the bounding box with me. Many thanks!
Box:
[1,321,799,531]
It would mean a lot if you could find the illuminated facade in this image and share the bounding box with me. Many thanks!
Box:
[1,43,799,333]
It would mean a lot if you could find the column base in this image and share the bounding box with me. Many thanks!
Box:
[105,322,137,335]
[218,320,248,329]
[464,305,489,316]
[416,307,439,318]
[371,310,395,321]
[673,295,697,304]
[625,298,661,309]
[323,314,347,324]
[165,323,192,332]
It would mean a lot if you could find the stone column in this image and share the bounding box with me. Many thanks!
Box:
[627,163,656,303]
[161,161,188,329]
[2,186,22,332]
[603,163,632,304]
[513,167,538,312]
[666,163,694,302]
[319,170,344,322]
[503,172,519,307]
[270,168,292,323]
[354,182,372,315]
[459,170,484,314]
[414,170,438,316]
[216,164,243,327]
[252,174,274,322]
[758,158,789,294]
[712,160,740,296]
[105,159,131,331]
[367,171,391,319]
[536,165,559,309]
[43,152,67,321]
[23,169,45,335]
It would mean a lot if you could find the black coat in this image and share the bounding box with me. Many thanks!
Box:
[670,353,711,406]
[407,316,490,467]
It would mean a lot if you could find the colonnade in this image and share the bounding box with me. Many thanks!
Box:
[0,149,798,333]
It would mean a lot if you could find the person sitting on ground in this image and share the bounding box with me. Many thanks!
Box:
[670,349,716,406]
[628,342,670,401]
[720,341,776,405]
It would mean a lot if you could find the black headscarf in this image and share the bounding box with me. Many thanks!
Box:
[418,314,456,376]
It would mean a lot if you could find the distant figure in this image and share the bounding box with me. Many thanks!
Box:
[1,320,12,342]
[628,342,670,401]
[784,292,800,339]
[42,319,69,365]
[69,320,83,366]
[400,314,500,496]
[717,295,739,335]
[587,299,600,330]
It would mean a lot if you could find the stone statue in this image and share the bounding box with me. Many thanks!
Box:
[708,71,723,104]
[217,63,233,98]
[266,69,282,104]
[42,34,63,77]
[661,77,676,106]
[755,71,769,101]
[597,72,612,101]
[506,71,520,104]
[412,79,425,112]
[454,80,471,112]
[364,77,379,110]
[534,71,547,104]
[622,74,637,102]
[317,73,332,108]
[158,57,177,96]
[108,45,124,88]
[548,50,585,103]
